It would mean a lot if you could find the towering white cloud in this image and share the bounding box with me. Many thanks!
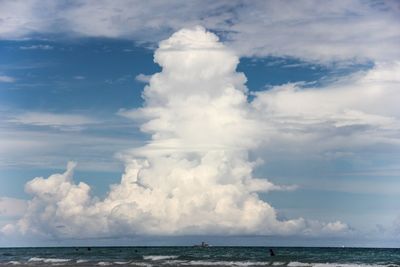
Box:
[10,27,350,239]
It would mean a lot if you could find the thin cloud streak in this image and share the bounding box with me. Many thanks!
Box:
[0,75,15,83]
[8,112,98,127]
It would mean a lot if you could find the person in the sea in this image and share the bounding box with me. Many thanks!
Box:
[269,249,275,257]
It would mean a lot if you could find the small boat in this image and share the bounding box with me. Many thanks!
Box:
[193,241,210,248]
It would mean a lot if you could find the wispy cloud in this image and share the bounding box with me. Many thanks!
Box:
[19,44,53,50]
[105,75,132,84]
[135,73,151,83]
[0,120,137,172]
[8,112,98,129]
[0,75,16,83]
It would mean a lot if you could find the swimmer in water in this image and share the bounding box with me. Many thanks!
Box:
[269,249,275,256]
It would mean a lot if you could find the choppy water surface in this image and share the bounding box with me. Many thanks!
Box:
[1,246,400,266]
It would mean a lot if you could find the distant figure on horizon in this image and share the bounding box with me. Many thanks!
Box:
[269,249,275,257]
[201,241,209,248]
[193,241,210,247]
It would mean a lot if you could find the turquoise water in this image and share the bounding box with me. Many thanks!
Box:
[1,247,400,266]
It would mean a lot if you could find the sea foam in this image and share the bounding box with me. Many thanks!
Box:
[28,257,71,263]
[143,255,178,261]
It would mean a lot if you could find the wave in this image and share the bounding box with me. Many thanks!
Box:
[164,260,189,265]
[129,263,153,267]
[6,261,21,265]
[181,261,271,266]
[288,262,312,267]
[97,262,112,266]
[4,259,398,267]
[143,255,179,261]
[288,263,397,267]
[28,257,71,263]
[179,262,400,267]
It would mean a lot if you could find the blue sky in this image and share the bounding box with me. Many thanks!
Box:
[0,0,400,247]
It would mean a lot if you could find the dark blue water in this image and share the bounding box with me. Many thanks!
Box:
[1,247,399,266]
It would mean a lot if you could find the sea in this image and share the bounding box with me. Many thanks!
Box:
[0,247,399,267]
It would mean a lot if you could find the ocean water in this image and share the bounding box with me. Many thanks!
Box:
[0,247,399,267]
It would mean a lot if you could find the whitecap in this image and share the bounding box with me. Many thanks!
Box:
[181,261,271,266]
[130,262,153,267]
[272,262,287,266]
[164,260,188,265]
[98,262,112,266]
[314,264,397,267]
[28,257,71,263]
[143,255,178,261]
[6,261,21,265]
[28,257,45,262]
[288,263,395,267]
[288,262,313,267]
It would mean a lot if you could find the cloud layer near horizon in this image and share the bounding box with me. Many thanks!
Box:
[2,27,356,239]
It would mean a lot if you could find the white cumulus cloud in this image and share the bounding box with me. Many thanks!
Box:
[251,61,400,153]
[0,197,27,218]
[14,27,351,239]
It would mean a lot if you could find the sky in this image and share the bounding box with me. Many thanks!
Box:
[0,0,400,247]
